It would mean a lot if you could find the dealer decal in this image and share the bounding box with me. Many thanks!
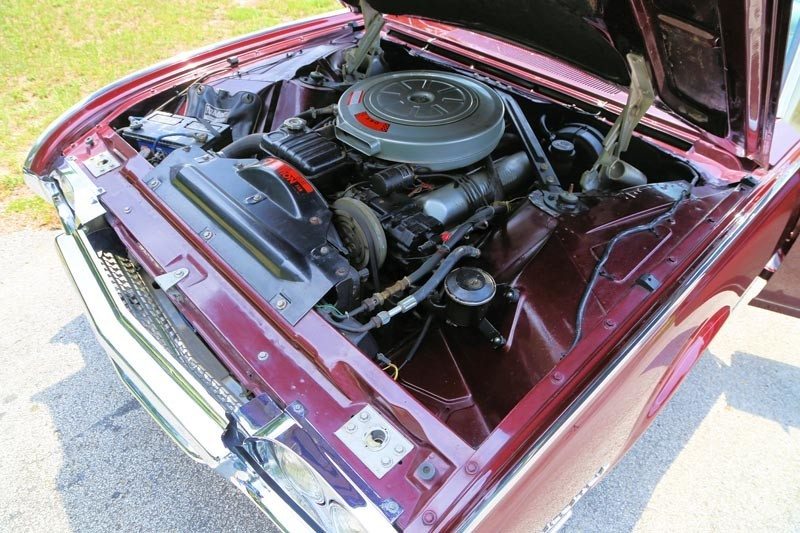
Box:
[264,159,313,194]
[354,111,390,132]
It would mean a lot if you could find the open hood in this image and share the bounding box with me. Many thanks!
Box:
[346,0,792,165]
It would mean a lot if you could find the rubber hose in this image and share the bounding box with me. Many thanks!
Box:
[406,246,480,305]
[219,133,265,159]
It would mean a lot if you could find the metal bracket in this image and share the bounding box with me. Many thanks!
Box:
[499,91,561,192]
[83,150,121,177]
[478,317,506,348]
[334,405,413,479]
[60,157,107,227]
[154,268,189,290]
[580,54,655,191]
[343,0,385,78]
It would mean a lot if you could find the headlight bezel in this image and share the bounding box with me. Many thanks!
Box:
[237,398,399,533]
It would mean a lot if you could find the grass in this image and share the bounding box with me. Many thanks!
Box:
[0,0,340,232]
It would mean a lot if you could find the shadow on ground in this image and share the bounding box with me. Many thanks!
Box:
[29,314,799,532]
[33,316,273,533]
[564,348,800,532]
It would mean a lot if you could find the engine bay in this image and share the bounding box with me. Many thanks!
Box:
[114,39,716,445]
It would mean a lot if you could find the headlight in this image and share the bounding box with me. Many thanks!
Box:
[329,501,368,533]
[272,442,325,504]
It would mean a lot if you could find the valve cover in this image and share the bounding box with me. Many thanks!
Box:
[335,70,505,171]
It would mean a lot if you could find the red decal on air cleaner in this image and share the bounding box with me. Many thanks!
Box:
[355,111,390,132]
[346,89,364,105]
[264,159,313,194]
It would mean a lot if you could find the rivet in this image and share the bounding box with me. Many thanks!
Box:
[604,319,616,329]
[257,351,269,361]
[201,230,213,240]
[551,371,565,384]
[148,179,160,189]
[319,245,330,255]
[309,216,321,225]
[465,461,478,474]
[335,267,348,277]
[123,206,132,214]
[292,403,304,414]
[275,298,288,310]
[383,500,399,514]
[667,256,677,264]
[422,510,437,525]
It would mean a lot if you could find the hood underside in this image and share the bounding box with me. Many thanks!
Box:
[348,0,792,165]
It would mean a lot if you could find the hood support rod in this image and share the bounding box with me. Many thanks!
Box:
[343,1,385,78]
[580,53,655,191]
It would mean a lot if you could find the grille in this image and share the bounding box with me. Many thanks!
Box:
[98,251,242,412]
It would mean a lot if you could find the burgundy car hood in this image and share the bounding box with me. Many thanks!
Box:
[348,0,792,165]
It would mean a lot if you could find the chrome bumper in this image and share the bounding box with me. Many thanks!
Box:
[55,229,314,532]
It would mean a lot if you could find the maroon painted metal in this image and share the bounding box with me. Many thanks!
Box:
[27,9,800,532]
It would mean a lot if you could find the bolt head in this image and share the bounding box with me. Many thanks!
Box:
[358,411,370,422]
[292,403,304,414]
[309,216,321,225]
[319,246,330,255]
[381,456,392,466]
[346,422,356,433]
[417,461,436,480]
[394,444,405,454]
[275,298,288,310]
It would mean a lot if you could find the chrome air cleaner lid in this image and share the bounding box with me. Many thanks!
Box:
[335,70,505,171]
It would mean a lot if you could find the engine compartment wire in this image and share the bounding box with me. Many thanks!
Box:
[563,178,698,356]
[382,363,400,380]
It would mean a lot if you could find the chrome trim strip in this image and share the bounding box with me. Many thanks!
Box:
[55,230,314,532]
[461,164,800,531]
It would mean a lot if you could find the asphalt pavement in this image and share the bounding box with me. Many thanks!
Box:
[1,229,798,532]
